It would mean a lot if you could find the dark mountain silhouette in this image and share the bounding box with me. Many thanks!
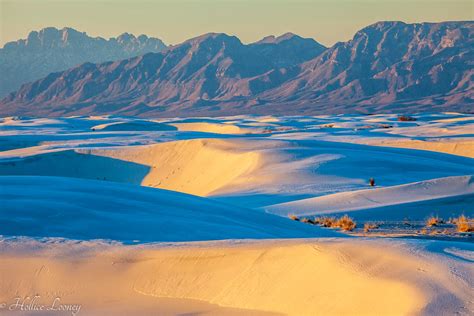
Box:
[1,21,472,117]
[0,27,166,97]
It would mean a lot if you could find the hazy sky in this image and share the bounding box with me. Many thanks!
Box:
[1,0,472,47]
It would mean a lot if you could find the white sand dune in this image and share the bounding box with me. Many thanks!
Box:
[84,139,262,196]
[433,116,474,123]
[170,122,250,134]
[385,123,474,137]
[0,176,339,242]
[266,175,474,217]
[0,238,472,316]
[0,139,262,196]
[359,138,474,158]
[1,113,474,315]
[91,120,177,131]
[1,135,473,203]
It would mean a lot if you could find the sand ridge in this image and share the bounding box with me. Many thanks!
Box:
[267,175,474,217]
[365,138,474,158]
[170,122,251,134]
[83,138,262,196]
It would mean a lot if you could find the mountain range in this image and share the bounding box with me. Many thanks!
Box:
[1,21,472,117]
[0,27,166,97]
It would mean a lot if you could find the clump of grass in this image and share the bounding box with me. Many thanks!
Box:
[455,215,474,232]
[426,216,443,227]
[314,216,337,227]
[301,217,313,224]
[363,222,379,233]
[398,115,417,121]
[335,215,357,231]
[288,214,300,221]
[312,215,356,231]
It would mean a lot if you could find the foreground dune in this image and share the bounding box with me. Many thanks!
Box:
[0,238,471,316]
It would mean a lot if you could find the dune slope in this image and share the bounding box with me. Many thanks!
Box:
[267,175,474,217]
[0,139,262,196]
[0,176,340,242]
[83,139,261,196]
[170,122,249,134]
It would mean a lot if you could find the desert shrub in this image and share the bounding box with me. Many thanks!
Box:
[301,218,315,225]
[363,222,379,233]
[288,214,300,221]
[335,215,356,231]
[398,115,417,121]
[313,215,356,231]
[314,216,337,227]
[456,215,474,232]
[426,216,443,227]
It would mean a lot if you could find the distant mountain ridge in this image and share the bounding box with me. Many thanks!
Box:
[0,27,167,97]
[1,21,473,117]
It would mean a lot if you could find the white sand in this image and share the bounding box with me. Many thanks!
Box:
[365,138,474,158]
[84,139,262,196]
[170,122,250,134]
[0,238,471,316]
[267,175,474,216]
[1,113,473,315]
[0,176,339,242]
[91,120,177,131]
